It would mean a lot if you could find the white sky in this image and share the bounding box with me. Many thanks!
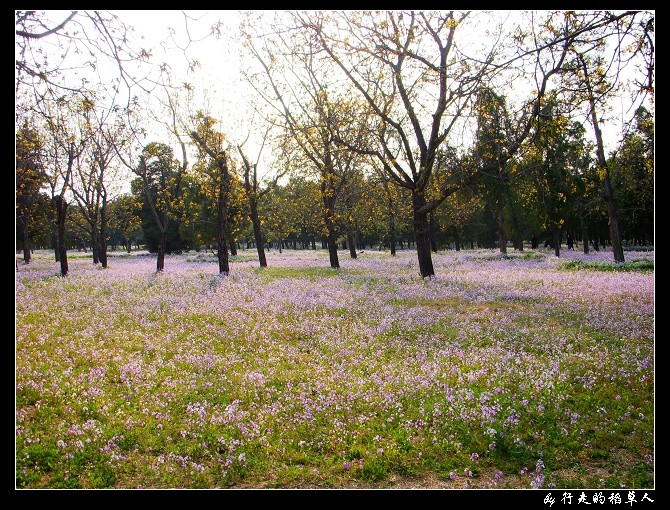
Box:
[18,10,653,167]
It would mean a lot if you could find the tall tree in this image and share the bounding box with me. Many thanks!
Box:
[610,106,654,246]
[473,87,514,254]
[39,95,90,276]
[131,142,185,272]
[300,10,576,277]
[16,121,47,264]
[237,126,288,268]
[189,113,234,275]
[68,95,128,268]
[242,13,372,268]
[107,193,143,252]
[557,10,654,262]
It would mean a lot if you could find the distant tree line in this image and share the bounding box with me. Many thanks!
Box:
[17,103,654,261]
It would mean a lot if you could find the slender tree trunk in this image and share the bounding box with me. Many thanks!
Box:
[157,229,167,272]
[347,233,357,259]
[580,54,625,263]
[54,195,69,277]
[579,206,590,255]
[99,204,108,268]
[553,230,561,258]
[249,198,267,268]
[412,191,435,278]
[388,201,396,256]
[217,229,230,274]
[22,224,31,264]
[92,231,100,264]
[323,196,340,269]
[496,202,507,255]
[600,175,624,262]
[217,190,230,275]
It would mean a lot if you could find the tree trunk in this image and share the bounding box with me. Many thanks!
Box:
[99,203,108,268]
[217,204,230,276]
[54,195,69,277]
[412,191,435,278]
[388,203,396,256]
[217,229,230,274]
[157,229,166,272]
[92,231,100,265]
[580,54,625,263]
[579,206,590,255]
[323,197,340,269]
[553,230,561,258]
[22,226,31,264]
[347,233,357,259]
[496,203,507,255]
[249,199,267,267]
[52,231,60,262]
[600,175,624,262]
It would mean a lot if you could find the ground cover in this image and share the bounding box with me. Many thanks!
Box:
[15,248,654,490]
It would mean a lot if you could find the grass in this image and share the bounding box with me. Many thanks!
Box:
[15,248,654,489]
[560,259,654,272]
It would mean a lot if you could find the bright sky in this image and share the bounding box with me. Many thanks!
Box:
[18,10,652,166]
[113,10,647,153]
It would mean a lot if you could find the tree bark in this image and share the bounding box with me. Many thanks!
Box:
[157,229,166,272]
[54,194,69,276]
[217,182,230,275]
[553,230,561,258]
[496,202,507,255]
[429,211,438,253]
[412,191,435,278]
[92,231,100,264]
[249,198,267,267]
[21,225,31,264]
[323,196,340,269]
[347,233,357,259]
[99,201,108,268]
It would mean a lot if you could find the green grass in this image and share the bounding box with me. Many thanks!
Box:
[15,249,654,489]
[560,259,654,272]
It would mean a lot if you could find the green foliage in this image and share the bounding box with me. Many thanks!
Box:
[560,259,653,272]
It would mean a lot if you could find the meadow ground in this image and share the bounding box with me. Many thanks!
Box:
[15,247,654,490]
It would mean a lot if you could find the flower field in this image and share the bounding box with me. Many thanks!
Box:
[15,248,654,489]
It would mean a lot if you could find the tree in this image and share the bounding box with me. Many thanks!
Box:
[107,193,142,252]
[189,113,235,275]
[526,96,591,257]
[473,87,515,254]
[39,94,91,276]
[237,126,288,268]
[242,13,374,268]
[68,95,128,268]
[131,142,185,272]
[610,106,654,246]
[298,11,576,277]
[16,121,47,264]
[556,10,654,262]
